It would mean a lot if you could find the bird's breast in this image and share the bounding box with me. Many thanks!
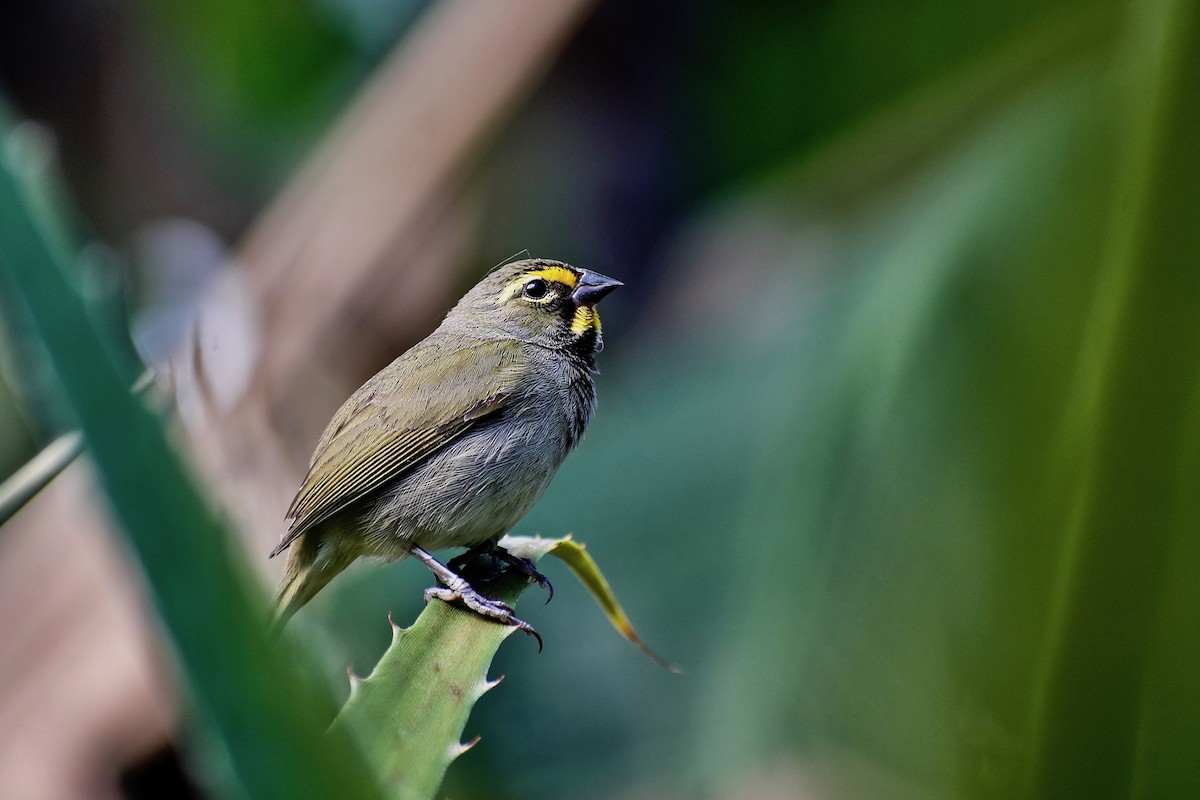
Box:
[360,368,594,554]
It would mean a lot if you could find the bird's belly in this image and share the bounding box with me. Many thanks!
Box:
[361,416,569,556]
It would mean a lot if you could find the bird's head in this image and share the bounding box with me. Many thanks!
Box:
[451,258,622,358]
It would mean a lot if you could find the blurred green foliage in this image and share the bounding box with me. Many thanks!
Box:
[689,0,1098,193]
[130,0,425,208]
[458,2,1200,799]
[0,122,384,800]
[1,0,1199,798]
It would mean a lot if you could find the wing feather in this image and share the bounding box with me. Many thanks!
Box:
[272,339,526,555]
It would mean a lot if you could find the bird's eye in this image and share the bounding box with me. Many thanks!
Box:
[523,278,549,299]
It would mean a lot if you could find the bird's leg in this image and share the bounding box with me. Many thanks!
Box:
[489,544,554,604]
[448,540,554,602]
[446,539,494,574]
[411,546,542,651]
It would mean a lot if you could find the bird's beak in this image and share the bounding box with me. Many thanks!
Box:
[571,270,623,307]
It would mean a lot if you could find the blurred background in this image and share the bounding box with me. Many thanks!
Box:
[1,0,1198,798]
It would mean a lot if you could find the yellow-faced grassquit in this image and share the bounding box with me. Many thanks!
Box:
[271,258,621,642]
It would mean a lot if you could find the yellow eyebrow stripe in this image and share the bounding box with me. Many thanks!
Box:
[499,266,579,300]
[523,266,578,288]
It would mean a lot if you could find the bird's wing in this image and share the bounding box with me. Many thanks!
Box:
[272,339,527,555]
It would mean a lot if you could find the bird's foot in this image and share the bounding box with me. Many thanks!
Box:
[411,546,542,651]
[490,545,554,604]
[423,583,542,651]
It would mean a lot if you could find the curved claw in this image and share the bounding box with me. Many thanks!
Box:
[491,548,554,604]
[534,568,554,604]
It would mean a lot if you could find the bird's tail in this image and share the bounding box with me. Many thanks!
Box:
[271,535,352,632]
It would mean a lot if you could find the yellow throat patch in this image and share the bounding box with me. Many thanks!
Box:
[571,305,601,335]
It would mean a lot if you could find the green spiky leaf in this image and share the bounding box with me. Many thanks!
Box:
[333,535,671,800]
[540,536,677,671]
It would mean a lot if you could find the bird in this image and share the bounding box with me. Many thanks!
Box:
[270,258,621,642]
